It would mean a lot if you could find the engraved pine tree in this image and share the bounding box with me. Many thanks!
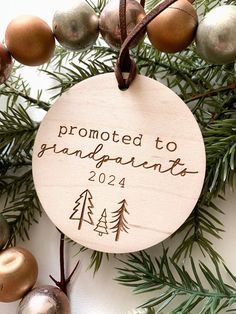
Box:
[69,189,94,230]
[110,199,129,241]
[94,209,109,236]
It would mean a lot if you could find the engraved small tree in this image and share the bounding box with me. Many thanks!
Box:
[69,189,94,230]
[110,199,129,241]
[94,209,109,236]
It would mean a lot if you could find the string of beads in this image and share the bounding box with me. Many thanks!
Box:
[0,0,235,86]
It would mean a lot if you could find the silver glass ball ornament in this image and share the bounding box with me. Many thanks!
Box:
[0,214,10,249]
[99,0,145,49]
[196,5,236,64]
[17,285,70,314]
[53,0,99,51]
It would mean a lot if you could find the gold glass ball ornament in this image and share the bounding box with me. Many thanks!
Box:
[17,285,71,314]
[0,247,38,302]
[99,0,146,49]
[147,0,198,53]
[5,15,55,66]
[53,0,99,51]
[0,44,13,85]
[195,5,236,64]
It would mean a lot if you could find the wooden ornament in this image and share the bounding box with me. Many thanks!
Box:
[147,0,198,53]
[33,73,205,253]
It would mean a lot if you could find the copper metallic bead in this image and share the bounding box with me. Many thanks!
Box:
[147,0,198,53]
[5,15,55,66]
[0,247,38,302]
[17,285,71,314]
[53,0,99,51]
[0,44,13,85]
[196,5,236,64]
[99,0,146,49]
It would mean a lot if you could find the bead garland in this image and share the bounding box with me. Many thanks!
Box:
[0,0,236,86]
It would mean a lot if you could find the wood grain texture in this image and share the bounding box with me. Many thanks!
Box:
[32,73,206,253]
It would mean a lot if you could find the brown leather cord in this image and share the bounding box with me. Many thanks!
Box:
[119,0,132,74]
[120,0,128,43]
[115,0,178,89]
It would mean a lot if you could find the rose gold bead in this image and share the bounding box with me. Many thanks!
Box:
[5,15,55,66]
[147,0,198,53]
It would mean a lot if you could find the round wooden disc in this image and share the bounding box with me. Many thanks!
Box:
[33,73,206,253]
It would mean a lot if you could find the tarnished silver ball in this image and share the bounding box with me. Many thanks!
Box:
[99,0,145,49]
[196,5,236,64]
[53,0,99,51]
[17,285,70,314]
[0,214,10,249]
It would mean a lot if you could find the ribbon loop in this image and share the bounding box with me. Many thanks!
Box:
[115,0,178,89]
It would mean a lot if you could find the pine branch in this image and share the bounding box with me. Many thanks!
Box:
[204,119,236,199]
[0,104,38,158]
[185,83,236,104]
[125,308,155,314]
[146,0,224,13]
[76,246,110,275]
[0,68,51,111]
[134,42,235,127]
[88,250,110,275]
[2,173,42,245]
[172,199,224,262]
[172,117,236,261]
[42,45,78,71]
[0,168,33,203]
[116,250,236,313]
[43,57,114,99]
[137,0,236,262]
[3,82,50,111]
[85,0,109,14]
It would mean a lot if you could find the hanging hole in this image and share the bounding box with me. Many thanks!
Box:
[118,84,128,91]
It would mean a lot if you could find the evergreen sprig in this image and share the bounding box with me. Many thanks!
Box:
[116,250,236,313]
[77,246,110,275]
[0,104,38,158]
[43,56,114,99]
[172,117,236,261]
[1,74,50,111]
[0,99,41,244]
[2,173,41,245]
[204,119,236,199]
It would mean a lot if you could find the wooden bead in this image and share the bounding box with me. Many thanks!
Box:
[147,0,198,53]
[99,0,145,49]
[5,15,55,66]
[0,247,38,302]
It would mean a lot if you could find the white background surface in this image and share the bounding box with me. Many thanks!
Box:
[0,1,236,313]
